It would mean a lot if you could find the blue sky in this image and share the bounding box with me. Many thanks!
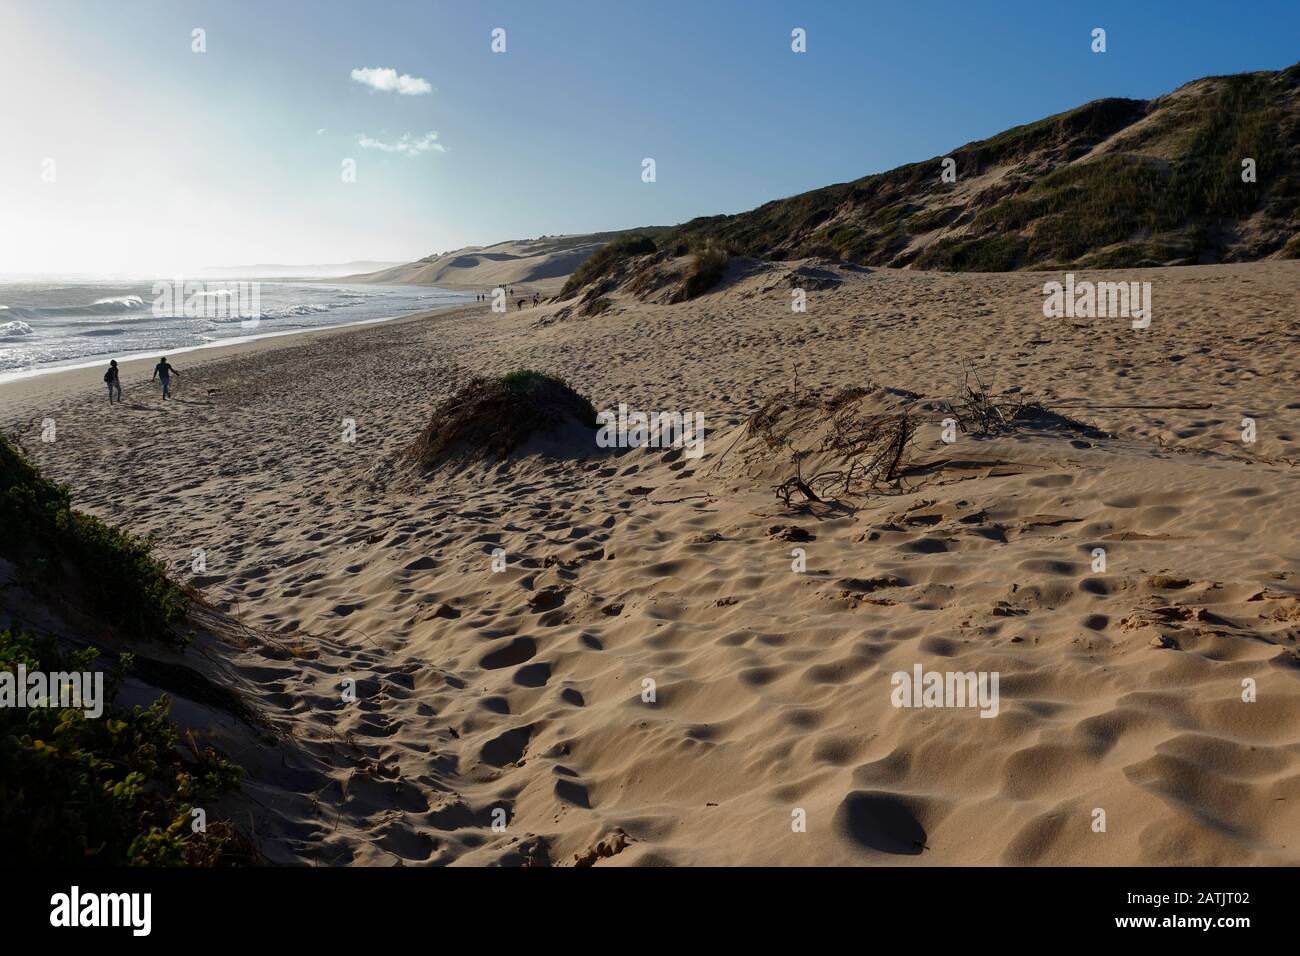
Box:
[1,0,1296,274]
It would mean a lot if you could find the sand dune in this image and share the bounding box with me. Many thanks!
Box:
[344,234,629,293]
[3,260,1297,865]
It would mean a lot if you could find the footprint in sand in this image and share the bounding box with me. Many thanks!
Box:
[835,791,928,855]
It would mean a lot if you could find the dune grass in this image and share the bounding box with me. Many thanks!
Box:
[0,433,189,645]
[680,245,730,299]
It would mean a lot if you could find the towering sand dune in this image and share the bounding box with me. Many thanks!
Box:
[564,63,1300,304]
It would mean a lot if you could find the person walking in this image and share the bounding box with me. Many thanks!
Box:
[151,356,180,399]
[104,360,122,403]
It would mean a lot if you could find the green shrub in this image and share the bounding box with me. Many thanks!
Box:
[916,235,1027,271]
[0,628,249,865]
[906,205,961,233]
[1079,242,1181,269]
[0,434,189,645]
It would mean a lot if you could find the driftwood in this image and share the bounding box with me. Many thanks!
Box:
[752,365,1113,509]
[745,378,916,507]
[943,367,1026,436]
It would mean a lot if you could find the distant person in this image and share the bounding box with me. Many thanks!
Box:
[151,356,180,399]
[516,298,525,310]
[103,360,121,403]
[533,293,540,307]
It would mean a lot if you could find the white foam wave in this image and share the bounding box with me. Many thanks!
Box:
[207,303,333,324]
[0,320,34,338]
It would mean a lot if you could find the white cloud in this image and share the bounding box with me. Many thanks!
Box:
[356,131,447,156]
[350,66,432,96]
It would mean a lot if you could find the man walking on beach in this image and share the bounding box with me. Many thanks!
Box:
[104,360,122,404]
[151,356,180,399]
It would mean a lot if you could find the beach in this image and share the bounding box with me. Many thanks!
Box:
[3,259,1297,866]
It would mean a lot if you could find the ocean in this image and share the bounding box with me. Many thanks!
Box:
[0,278,473,380]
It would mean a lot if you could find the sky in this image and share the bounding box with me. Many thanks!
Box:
[1,0,1296,276]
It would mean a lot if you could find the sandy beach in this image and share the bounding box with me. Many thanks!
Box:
[4,259,1297,866]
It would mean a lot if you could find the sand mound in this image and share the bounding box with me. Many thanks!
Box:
[405,370,599,471]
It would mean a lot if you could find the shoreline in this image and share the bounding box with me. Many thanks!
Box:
[0,300,469,385]
[0,301,484,417]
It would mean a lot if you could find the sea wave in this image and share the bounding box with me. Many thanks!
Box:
[3,296,151,319]
[0,320,35,338]
[204,303,334,324]
[261,303,334,319]
[92,294,146,308]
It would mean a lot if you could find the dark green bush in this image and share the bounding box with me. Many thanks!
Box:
[0,628,249,865]
[968,74,1285,267]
